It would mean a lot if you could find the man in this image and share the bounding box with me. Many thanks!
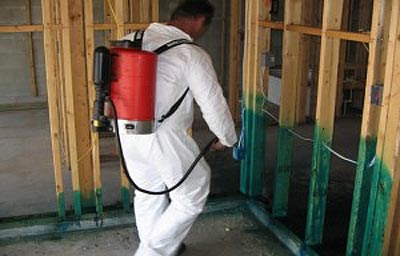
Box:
[120,1,237,255]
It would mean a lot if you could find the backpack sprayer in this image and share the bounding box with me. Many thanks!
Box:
[91,32,217,195]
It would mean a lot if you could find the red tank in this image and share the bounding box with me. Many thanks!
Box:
[110,47,157,134]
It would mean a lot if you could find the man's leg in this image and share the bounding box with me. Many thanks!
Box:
[142,160,211,256]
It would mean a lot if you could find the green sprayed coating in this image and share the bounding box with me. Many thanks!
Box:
[95,188,103,215]
[272,127,294,217]
[240,94,266,196]
[57,192,66,219]
[346,137,377,256]
[361,158,393,255]
[73,191,82,217]
[80,190,95,209]
[305,124,332,245]
[240,107,253,194]
[121,187,131,212]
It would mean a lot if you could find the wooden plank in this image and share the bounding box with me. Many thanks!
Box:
[346,0,390,253]
[385,116,400,254]
[305,0,344,245]
[84,0,103,216]
[240,0,268,196]
[364,1,400,254]
[25,0,38,97]
[258,20,284,30]
[228,0,242,123]
[60,0,95,216]
[286,24,322,36]
[151,0,159,21]
[273,0,306,217]
[335,0,350,118]
[326,29,370,43]
[41,0,65,219]
[0,25,43,33]
[55,0,70,171]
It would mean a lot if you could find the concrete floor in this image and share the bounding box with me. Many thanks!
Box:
[0,107,362,255]
[0,207,293,256]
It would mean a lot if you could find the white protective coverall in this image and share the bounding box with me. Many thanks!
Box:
[120,23,237,256]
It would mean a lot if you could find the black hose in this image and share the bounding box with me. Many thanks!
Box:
[108,98,218,195]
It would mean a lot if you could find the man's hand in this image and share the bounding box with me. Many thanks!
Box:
[211,140,226,151]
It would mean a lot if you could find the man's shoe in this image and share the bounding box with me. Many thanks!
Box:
[177,243,186,256]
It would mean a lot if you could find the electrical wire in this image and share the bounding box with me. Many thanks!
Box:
[261,106,376,167]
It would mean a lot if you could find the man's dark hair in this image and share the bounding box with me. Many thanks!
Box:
[171,0,215,26]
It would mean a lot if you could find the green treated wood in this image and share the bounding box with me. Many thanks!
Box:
[361,158,393,255]
[95,188,103,215]
[240,107,253,194]
[273,127,294,216]
[248,95,266,196]
[346,137,377,255]
[240,95,266,197]
[73,191,82,217]
[305,124,332,245]
[57,192,66,219]
[121,187,131,212]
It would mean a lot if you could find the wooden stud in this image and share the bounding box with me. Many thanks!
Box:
[240,0,268,196]
[41,0,65,219]
[346,0,391,254]
[84,0,103,216]
[25,0,38,97]
[385,116,400,255]
[55,0,70,171]
[228,0,242,123]
[151,0,159,21]
[273,0,307,216]
[362,1,400,254]
[60,0,95,215]
[305,0,344,245]
[336,0,350,118]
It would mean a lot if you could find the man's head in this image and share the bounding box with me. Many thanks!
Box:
[168,0,215,40]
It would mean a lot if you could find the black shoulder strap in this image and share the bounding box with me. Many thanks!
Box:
[132,30,145,49]
[158,87,190,123]
[153,38,194,55]
[133,30,195,123]
[154,39,194,123]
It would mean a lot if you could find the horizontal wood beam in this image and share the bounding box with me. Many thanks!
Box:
[0,23,150,33]
[326,29,370,43]
[258,20,284,30]
[0,25,43,33]
[286,24,322,36]
[259,21,371,43]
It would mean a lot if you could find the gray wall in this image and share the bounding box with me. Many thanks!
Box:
[0,0,227,105]
[0,0,46,105]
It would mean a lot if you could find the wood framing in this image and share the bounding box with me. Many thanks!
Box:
[240,0,268,196]
[26,0,38,97]
[363,1,400,254]
[84,0,103,216]
[346,0,391,254]
[41,0,65,218]
[273,0,308,216]
[305,0,344,245]
[60,0,94,215]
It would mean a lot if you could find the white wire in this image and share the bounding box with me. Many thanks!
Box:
[321,142,358,165]
[261,107,362,166]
